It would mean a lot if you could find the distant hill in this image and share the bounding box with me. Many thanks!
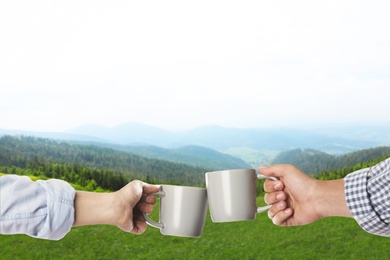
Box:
[0,135,208,185]
[3,122,390,167]
[67,122,177,146]
[65,123,384,153]
[272,147,390,174]
[223,146,280,168]
[0,128,110,143]
[113,145,251,170]
[2,135,390,187]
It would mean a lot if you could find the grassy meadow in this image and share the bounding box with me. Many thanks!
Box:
[1,196,390,260]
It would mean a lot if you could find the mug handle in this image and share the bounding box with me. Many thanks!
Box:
[256,174,278,214]
[142,191,166,229]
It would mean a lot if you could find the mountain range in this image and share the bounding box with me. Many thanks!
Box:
[92,143,251,170]
[2,122,390,168]
[65,122,389,151]
[272,147,390,174]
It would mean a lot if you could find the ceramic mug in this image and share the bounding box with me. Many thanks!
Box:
[205,169,277,223]
[143,184,208,238]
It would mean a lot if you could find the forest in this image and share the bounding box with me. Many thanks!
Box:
[312,153,390,180]
[1,135,390,194]
[272,147,390,174]
[0,135,208,190]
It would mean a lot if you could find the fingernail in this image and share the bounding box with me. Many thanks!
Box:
[276,202,285,210]
[274,182,283,190]
[276,193,284,200]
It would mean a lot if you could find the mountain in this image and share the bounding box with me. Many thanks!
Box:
[114,145,252,170]
[272,146,390,174]
[0,128,110,143]
[67,122,177,146]
[66,123,386,167]
[3,122,390,168]
[2,133,390,186]
[66,123,384,153]
[0,135,208,185]
[308,124,390,144]
[223,146,280,168]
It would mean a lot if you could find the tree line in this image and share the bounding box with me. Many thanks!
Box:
[0,135,208,187]
[0,163,129,191]
[1,135,389,194]
[313,155,390,180]
[272,147,390,174]
[253,155,390,196]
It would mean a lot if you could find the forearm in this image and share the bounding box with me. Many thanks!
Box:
[73,181,159,234]
[315,179,352,219]
[73,191,118,227]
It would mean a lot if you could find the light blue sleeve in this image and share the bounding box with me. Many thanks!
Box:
[0,175,75,240]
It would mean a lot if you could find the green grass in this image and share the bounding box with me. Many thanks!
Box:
[0,173,96,191]
[1,197,390,259]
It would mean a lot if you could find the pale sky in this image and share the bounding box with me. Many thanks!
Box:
[1,0,389,132]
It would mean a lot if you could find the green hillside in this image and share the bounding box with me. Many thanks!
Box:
[2,136,390,258]
[97,144,251,170]
[223,146,280,168]
[272,147,390,174]
[0,135,208,186]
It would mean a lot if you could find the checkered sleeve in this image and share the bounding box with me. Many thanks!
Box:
[345,157,390,237]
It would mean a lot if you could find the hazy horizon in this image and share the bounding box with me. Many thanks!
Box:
[1,120,390,137]
[1,1,389,132]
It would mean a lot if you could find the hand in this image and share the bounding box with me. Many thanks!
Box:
[260,164,351,226]
[73,180,160,235]
[113,180,160,234]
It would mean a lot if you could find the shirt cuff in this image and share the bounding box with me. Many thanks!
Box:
[345,161,390,237]
[33,179,75,240]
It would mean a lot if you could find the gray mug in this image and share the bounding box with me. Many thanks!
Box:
[205,169,277,223]
[143,184,208,238]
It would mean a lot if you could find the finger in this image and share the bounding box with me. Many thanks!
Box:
[145,194,157,204]
[267,201,287,219]
[259,164,298,179]
[131,219,147,235]
[138,203,154,214]
[271,208,294,226]
[142,183,161,194]
[264,179,284,193]
[134,209,148,221]
[139,194,157,204]
[132,209,148,225]
[264,191,286,205]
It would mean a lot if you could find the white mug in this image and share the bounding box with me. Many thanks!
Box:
[143,185,208,238]
[205,169,277,223]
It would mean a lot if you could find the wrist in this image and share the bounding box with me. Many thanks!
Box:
[315,179,352,219]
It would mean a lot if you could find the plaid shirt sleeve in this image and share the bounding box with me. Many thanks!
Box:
[345,157,390,237]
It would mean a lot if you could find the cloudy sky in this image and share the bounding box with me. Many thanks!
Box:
[1,0,389,132]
